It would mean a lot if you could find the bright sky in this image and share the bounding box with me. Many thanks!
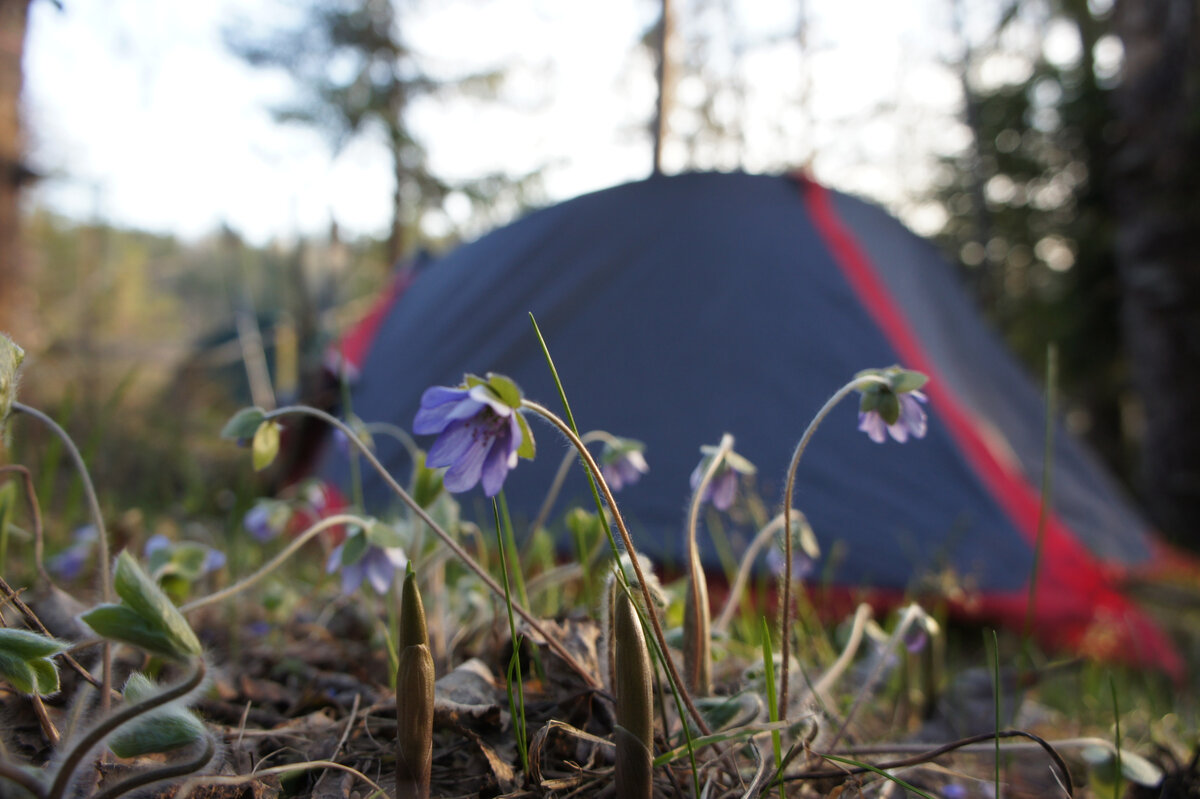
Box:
[23,0,970,246]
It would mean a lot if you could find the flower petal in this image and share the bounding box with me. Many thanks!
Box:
[899,394,928,439]
[364,549,396,594]
[413,387,483,434]
[480,427,515,497]
[710,468,737,511]
[427,418,481,468]
[442,434,489,492]
[858,411,888,444]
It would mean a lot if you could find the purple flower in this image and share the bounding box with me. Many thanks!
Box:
[858,390,928,443]
[600,439,649,491]
[766,547,816,581]
[689,443,756,511]
[413,376,533,497]
[326,538,408,595]
[48,525,98,581]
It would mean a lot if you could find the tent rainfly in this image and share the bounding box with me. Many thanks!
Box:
[318,171,1183,676]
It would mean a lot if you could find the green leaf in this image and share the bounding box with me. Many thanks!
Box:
[484,373,523,409]
[411,453,444,508]
[889,368,928,394]
[877,391,901,425]
[80,605,193,660]
[108,709,206,758]
[29,657,60,695]
[252,420,282,471]
[365,519,408,549]
[157,543,212,582]
[220,407,267,440]
[0,650,37,694]
[463,373,486,389]
[110,551,202,658]
[515,412,536,460]
[340,529,369,567]
[121,671,157,703]
[0,628,68,659]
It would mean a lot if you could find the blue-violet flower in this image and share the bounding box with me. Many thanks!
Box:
[413,374,534,497]
[327,537,408,595]
[689,444,756,512]
[856,366,930,444]
[600,438,649,491]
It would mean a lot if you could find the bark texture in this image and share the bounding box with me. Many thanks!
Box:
[1111,0,1200,543]
[0,0,31,341]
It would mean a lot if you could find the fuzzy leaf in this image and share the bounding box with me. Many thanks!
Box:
[109,709,206,758]
[889,368,928,393]
[112,551,202,658]
[484,373,522,409]
[29,657,60,696]
[515,412,536,460]
[220,407,267,440]
[0,628,68,660]
[0,650,37,694]
[252,420,282,471]
[80,605,191,660]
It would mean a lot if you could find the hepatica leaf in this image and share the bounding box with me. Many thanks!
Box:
[220,407,267,440]
[82,551,202,660]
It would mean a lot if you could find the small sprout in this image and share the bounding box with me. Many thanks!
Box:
[412,373,535,497]
[107,672,207,758]
[613,590,653,799]
[683,569,712,696]
[396,566,434,799]
[0,628,68,696]
[80,551,202,660]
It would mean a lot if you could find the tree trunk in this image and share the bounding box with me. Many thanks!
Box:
[1111,0,1200,544]
[0,0,31,342]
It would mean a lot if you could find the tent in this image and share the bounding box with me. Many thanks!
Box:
[318,171,1181,674]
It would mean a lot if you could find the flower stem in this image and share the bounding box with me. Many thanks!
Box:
[529,430,617,536]
[777,376,886,722]
[47,659,207,799]
[11,401,114,712]
[683,433,734,696]
[181,514,373,614]
[522,400,713,738]
[264,405,601,691]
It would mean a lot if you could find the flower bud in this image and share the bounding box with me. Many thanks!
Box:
[613,591,653,799]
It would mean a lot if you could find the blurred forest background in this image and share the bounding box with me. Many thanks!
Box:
[0,0,1197,549]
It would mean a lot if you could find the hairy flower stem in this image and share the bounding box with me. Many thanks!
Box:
[181,514,373,614]
[714,513,786,633]
[47,658,207,799]
[12,402,114,712]
[264,406,601,690]
[530,430,620,536]
[778,376,887,722]
[0,760,46,798]
[522,401,712,738]
[683,434,734,696]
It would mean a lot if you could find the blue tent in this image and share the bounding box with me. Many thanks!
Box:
[319,171,1179,673]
